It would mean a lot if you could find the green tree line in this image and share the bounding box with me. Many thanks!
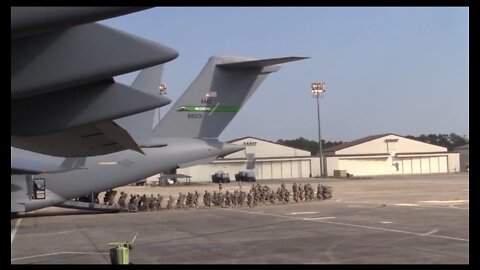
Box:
[277,133,468,155]
[276,137,344,155]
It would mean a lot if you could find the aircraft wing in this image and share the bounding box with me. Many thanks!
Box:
[11,147,86,174]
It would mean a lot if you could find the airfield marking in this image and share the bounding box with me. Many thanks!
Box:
[289,212,319,215]
[304,217,336,220]
[11,218,22,245]
[338,200,468,210]
[394,203,419,206]
[380,221,393,224]
[11,251,109,262]
[419,200,468,204]
[223,208,469,243]
[423,229,439,236]
[16,229,87,237]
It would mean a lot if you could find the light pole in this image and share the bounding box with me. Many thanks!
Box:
[311,82,326,177]
[158,83,167,118]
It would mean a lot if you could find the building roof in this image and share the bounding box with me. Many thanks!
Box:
[226,136,311,155]
[323,133,393,153]
[454,144,469,150]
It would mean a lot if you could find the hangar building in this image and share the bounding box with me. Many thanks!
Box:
[453,144,469,172]
[147,134,460,183]
[177,136,319,182]
[323,133,460,177]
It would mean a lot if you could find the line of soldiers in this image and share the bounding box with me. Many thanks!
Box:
[105,182,333,212]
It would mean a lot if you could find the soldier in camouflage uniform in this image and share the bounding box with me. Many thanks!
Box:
[317,184,324,200]
[167,195,175,211]
[176,193,183,209]
[193,191,199,208]
[324,185,332,199]
[186,192,193,208]
[203,190,211,207]
[156,194,163,210]
[247,191,254,208]
[298,184,304,201]
[117,191,127,210]
[292,182,299,202]
[226,191,233,208]
[148,194,156,211]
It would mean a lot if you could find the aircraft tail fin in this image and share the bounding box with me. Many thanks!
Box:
[114,64,166,145]
[153,55,308,138]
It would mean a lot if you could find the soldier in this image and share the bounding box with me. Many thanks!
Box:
[140,194,148,211]
[157,194,163,210]
[284,188,290,203]
[298,184,304,201]
[277,187,283,203]
[269,190,276,204]
[212,191,218,206]
[117,191,127,210]
[176,193,183,209]
[325,185,333,199]
[203,190,210,207]
[239,191,246,207]
[219,183,223,192]
[186,192,192,208]
[167,195,175,211]
[317,184,323,200]
[247,191,253,208]
[148,194,156,211]
[194,191,199,208]
[181,193,187,208]
[305,184,311,201]
[292,182,298,202]
[232,190,238,207]
[103,189,111,205]
[218,191,225,208]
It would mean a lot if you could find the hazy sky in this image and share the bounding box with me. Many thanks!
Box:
[102,7,469,142]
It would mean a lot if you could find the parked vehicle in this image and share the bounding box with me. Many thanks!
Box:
[211,171,230,183]
[234,171,256,182]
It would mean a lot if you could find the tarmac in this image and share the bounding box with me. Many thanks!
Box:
[11,173,469,264]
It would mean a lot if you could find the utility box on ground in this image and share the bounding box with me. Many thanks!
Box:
[334,170,347,178]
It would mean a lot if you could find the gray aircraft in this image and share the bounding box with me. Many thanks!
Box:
[11,55,308,215]
[11,7,178,157]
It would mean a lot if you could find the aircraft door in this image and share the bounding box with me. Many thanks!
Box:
[32,178,46,199]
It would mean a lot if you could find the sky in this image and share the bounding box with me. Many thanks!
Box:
[101,7,469,143]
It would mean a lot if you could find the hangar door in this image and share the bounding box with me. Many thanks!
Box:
[338,158,390,176]
[257,160,310,179]
[399,156,448,174]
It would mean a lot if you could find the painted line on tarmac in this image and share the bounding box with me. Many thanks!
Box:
[419,200,468,203]
[11,218,22,245]
[339,200,468,210]
[423,229,439,236]
[223,208,469,243]
[380,221,393,224]
[11,251,109,262]
[16,229,87,237]
[304,217,336,220]
[289,212,319,215]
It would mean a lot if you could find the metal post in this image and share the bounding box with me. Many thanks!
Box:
[316,95,324,177]
[311,82,326,177]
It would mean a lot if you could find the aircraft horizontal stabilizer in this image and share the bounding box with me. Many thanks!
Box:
[12,80,171,136]
[11,7,151,39]
[12,23,178,99]
[217,56,309,70]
